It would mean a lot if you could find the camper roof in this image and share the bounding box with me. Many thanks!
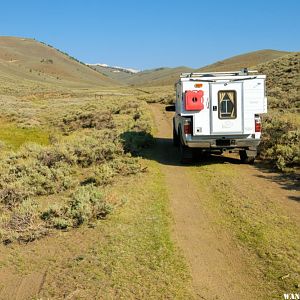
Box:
[180,68,258,78]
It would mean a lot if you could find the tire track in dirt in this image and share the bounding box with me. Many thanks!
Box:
[149,104,266,300]
[0,269,47,300]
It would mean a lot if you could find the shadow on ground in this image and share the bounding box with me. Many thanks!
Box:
[253,162,300,198]
[121,131,300,200]
[144,137,245,167]
[121,131,242,167]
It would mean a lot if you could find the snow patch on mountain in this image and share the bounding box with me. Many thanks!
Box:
[88,63,140,74]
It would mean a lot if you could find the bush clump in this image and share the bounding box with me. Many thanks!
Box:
[121,131,154,155]
[260,115,300,170]
[41,185,113,229]
[0,94,154,243]
[81,156,146,187]
[61,110,115,133]
[0,199,47,244]
[68,130,123,167]
[0,146,75,207]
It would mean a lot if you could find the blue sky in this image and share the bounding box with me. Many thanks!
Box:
[0,0,299,70]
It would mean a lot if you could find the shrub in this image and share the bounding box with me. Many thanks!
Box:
[81,156,145,187]
[0,144,75,206]
[0,94,154,242]
[41,186,113,229]
[259,115,300,170]
[0,181,31,208]
[6,198,37,232]
[37,146,76,167]
[60,109,115,133]
[108,156,145,176]
[0,157,74,199]
[0,198,47,243]
[121,131,154,155]
[69,185,112,225]
[68,131,124,167]
[92,163,116,186]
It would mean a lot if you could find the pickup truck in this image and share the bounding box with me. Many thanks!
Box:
[166,69,267,163]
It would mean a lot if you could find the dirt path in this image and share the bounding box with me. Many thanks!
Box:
[149,104,299,300]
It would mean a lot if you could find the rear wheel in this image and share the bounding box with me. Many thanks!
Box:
[179,129,193,164]
[239,150,255,164]
[173,122,179,147]
[192,148,205,162]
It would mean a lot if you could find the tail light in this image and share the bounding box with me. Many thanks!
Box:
[255,116,261,132]
[184,120,192,134]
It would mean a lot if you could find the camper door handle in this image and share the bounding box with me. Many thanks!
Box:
[206,97,209,108]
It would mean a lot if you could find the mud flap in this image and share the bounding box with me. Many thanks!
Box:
[246,147,257,158]
[179,130,193,164]
[240,147,256,164]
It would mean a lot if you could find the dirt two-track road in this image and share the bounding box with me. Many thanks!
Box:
[0,102,298,300]
[150,104,300,300]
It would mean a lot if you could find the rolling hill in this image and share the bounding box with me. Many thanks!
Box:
[95,49,290,87]
[197,49,291,72]
[0,36,116,88]
[256,52,300,109]
[88,65,193,86]
[0,38,294,90]
[125,66,193,86]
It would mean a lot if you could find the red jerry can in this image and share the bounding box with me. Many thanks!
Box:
[185,90,204,111]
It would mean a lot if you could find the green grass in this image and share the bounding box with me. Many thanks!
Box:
[0,85,192,298]
[0,123,49,150]
[79,161,192,299]
[0,160,192,299]
[188,164,300,299]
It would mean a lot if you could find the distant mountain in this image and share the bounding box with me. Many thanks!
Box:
[0,36,116,87]
[88,63,140,74]
[87,64,139,83]
[124,66,193,86]
[88,49,291,87]
[197,49,291,72]
[88,64,193,86]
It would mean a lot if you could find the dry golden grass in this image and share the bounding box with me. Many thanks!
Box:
[0,77,192,298]
[198,49,291,72]
[0,36,116,88]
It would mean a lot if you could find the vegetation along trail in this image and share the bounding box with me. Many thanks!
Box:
[149,104,300,300]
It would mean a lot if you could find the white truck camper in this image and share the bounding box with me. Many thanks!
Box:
[167,69,267,163]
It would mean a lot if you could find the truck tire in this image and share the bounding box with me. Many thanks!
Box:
[239,150,255,164]
[173,123,179,147]
[179,129,193,164]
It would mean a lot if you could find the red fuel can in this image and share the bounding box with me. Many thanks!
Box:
[185,90,204,111]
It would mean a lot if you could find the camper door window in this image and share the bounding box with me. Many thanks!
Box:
[218,90,237,119]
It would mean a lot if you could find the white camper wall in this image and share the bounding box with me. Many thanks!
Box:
[243,77,267,134]
[181,80,211,135]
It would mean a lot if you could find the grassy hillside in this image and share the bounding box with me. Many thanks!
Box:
[256,52,300,170]
[197,49,291,72]
[89,66,192,87]
[257,52,299,110]
[115,50,289,87]
[0,36,116,89]
[125,66,193,86]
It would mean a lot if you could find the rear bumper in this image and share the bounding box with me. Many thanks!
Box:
[184,135,260,149]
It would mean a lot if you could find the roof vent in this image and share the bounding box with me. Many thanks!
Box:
[239,68,248,75]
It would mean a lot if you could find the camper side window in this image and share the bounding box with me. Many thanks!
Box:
[218,90,236,119]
